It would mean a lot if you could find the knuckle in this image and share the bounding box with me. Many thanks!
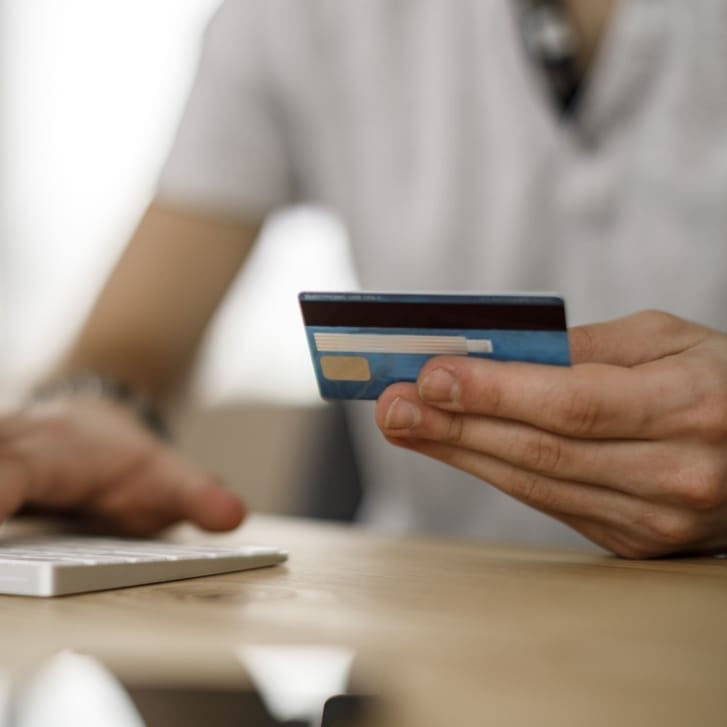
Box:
[519,431,565,473]
[637,509,703,550]
[510,469,550,508]
[639,309,682,337]
[468,376,505,417]
[670,346,727,441]
[671,463,725,511]
[554,388,603,436]
[444,414,465,445]
[692,390,727,442]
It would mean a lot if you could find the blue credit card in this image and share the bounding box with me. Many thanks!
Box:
[299,292,570,400]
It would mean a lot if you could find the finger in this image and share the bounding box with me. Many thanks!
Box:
[412,356,694,440]
[569,310,707,366]
[90,449,246,534]
[560,503,717,558]
[378,390,725,508]
[554,514,663,559]
[554,514,637,557]
[383,434,637,525]
[385,436,712,557]
[181,474,247,532]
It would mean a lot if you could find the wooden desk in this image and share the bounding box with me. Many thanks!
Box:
[1,515,726,726]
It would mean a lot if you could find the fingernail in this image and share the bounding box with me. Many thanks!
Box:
[419,368,459,402]
[384,396,421,429]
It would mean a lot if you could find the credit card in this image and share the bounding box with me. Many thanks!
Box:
[299,292,570,400]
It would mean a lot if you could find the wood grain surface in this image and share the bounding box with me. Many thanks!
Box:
[1,515,725,726]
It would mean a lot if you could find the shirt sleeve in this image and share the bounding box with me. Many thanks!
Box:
[156,0,293,220]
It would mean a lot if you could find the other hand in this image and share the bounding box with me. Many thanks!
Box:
[376,311,727,558]
[0,397,245,535]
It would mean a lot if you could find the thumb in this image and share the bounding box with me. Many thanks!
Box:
[569,310,706,367]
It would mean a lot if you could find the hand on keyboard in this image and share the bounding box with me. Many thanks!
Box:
[0,397,246,535]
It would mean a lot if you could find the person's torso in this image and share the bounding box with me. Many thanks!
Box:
[263,0,727,324]
[256,0,727,543]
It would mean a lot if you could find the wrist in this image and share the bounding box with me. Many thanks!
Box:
[31,373,171,440]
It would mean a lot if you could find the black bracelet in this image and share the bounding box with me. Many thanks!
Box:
[32,373,171,440]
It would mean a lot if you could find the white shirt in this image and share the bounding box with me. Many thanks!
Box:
[158,0,727,547]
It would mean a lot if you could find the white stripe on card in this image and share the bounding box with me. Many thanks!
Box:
[313,332,493,355]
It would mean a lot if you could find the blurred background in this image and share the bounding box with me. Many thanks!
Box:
[0,0,360,518]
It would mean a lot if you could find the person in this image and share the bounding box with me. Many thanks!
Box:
[2,0,726,557]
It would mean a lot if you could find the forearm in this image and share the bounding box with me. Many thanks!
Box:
[57,199,262,401]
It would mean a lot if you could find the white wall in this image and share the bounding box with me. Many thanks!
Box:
[0,0,357,405]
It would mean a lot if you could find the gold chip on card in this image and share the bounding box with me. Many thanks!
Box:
[320,355,372,381]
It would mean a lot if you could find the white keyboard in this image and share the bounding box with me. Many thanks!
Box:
[0,536,287,597]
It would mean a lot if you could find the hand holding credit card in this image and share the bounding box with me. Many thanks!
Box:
[300,292,570,400]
